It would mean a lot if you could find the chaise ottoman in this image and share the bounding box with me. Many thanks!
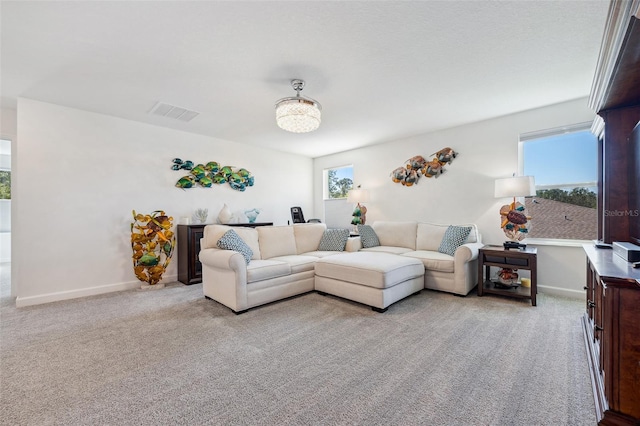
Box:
[314,252,425,312]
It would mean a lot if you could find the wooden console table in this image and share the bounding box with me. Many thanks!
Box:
[177,222,273,285]
[477,245,537,306]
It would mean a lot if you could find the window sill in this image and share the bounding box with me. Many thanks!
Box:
[524,238,592,248]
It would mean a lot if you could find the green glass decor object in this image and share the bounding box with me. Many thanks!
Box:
[131,210,175,286]
[171,159,254,191]
[176,175,196,189]
[244,208,261,223]
[205,161,220,174]
[172,158,194,170]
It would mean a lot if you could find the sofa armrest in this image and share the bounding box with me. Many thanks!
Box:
[199,248,246,271]
[454,242,483,264]
[346,236,362,252]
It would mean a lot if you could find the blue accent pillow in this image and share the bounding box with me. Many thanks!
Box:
[357,224,380,248]
[318,228,350,251]
[438,225,472,256]
[217,229,253,264]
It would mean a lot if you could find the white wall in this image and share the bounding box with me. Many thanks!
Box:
[313,98,596,298]
[14,98,313,306]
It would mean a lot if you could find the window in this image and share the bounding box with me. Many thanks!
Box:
[0,139,9,199]
[520,123,598,240]
[324,165,353,199]
[1,138,11,235]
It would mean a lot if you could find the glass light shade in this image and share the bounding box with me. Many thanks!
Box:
[494,176,536,198]
[347,189,370,203]
[275,98,321,133]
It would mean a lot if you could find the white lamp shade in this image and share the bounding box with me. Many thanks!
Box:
[347,189,370,203]
[494,176,536,198]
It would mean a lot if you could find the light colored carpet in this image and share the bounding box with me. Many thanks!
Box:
[0,263,595,425]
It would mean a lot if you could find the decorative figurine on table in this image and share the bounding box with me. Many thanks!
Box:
[499,201,532,248]
[244,208,261,224]
[351,203,367,226]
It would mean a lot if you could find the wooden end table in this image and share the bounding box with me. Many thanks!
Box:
[477,245,537,306]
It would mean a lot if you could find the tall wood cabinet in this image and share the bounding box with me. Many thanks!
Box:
[582,245,640,425]
[585,3,640,424]
[589,2,640,244]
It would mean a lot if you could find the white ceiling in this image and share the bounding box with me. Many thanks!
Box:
[1,1,609,158]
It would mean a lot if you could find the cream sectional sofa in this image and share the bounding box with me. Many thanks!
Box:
[199,221,482,314]
[199,223,353,314]
[351,221,483,296]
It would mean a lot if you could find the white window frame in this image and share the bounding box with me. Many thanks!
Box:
[518,122,597,246]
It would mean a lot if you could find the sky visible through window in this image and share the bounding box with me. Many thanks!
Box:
[523,130,597,190]
[333,166,353,182]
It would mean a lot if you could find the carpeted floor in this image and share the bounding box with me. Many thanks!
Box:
[0,262,595,425]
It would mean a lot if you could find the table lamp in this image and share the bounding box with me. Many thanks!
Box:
[495,176,535,249]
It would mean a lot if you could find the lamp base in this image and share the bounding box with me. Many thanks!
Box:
[503,241,527,250]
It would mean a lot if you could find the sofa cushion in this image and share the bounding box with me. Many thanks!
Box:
[257,226,297,259]
[301,251,345,258]
[402,250,455,273]
[268,255,318,274]
[357,224,380,248]
[293,223,326,254]
[438,225,472,256]
[203,224,261,260]
[315,252,424,289]
[416,223,478,251]
[371,221,417,249]
[318,228,350,251]
[217,229,253,264]
[246,259,291,283]
[361,246,413,255]
[231,227,262,260]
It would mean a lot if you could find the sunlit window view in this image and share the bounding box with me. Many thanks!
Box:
[326,166,353,199]
[521,125,598,240]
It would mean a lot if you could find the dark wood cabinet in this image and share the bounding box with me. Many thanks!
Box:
[177,224,206,285]
[177,222,273,285]
[582,244,640,425]
[590,5,640,244]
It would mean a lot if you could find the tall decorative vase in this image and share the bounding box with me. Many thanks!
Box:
[131,210,175,288]
[218,203,232,224]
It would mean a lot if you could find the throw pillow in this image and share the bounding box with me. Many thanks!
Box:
[217,229,253,264]
[357,224,380,248]
[438,225,472,256]
[318,228,350,251]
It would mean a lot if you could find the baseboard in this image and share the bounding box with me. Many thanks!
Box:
[15,274,178,307]
[537,284,584,300]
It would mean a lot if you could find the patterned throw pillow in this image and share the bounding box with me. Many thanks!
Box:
[357,224,380,248]
[318,228,350,251]
[438,225,472,256]
[217,229,253,264]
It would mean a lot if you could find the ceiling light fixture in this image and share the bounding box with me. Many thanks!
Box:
[275,79,322,133]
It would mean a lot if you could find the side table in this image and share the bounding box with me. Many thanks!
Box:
[477,245,538,306]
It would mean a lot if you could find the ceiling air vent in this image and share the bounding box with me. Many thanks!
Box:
[148,102,200,122]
